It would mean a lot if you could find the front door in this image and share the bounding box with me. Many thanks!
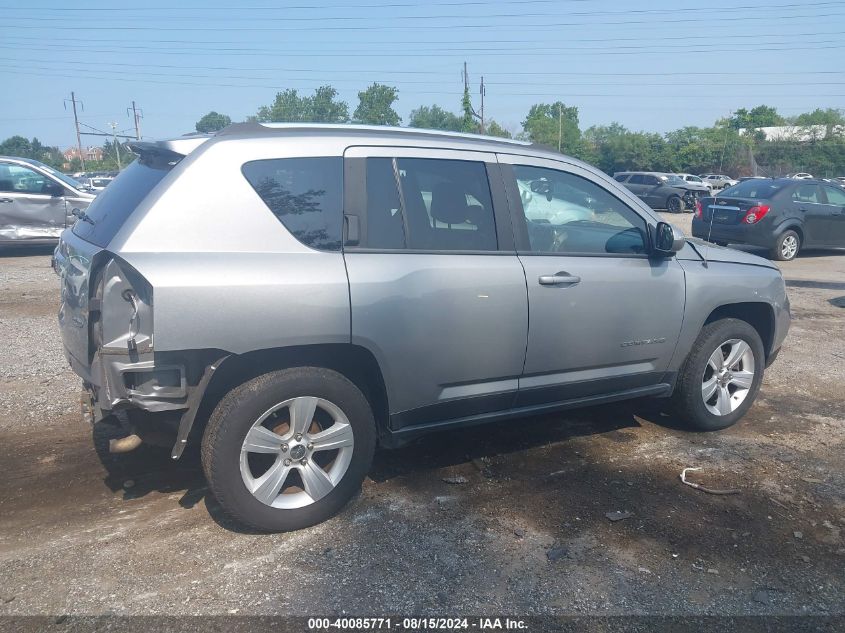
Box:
[0,162,66,242]
[821,184,845,245]
[497,155,686,407]
[790,182,829,246]
[343,147,528,429]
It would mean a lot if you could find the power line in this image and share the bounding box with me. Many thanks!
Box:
[6,68,845,98]
[6,1,843,22]
[5,10,845,30]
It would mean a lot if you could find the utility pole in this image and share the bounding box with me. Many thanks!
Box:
[127,101,143,140]
[64,92,85,170]
[109,122,122,170]
[558,104,563,153]
[479,75,486,134]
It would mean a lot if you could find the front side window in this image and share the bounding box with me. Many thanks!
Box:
[643,175,660,186]
[364,157,497,251]
[512,165,647,255]
[824,185,845,206]
[0,163,49,195]
[243,157,343,251]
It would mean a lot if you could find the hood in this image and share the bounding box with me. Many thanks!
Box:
[679,238,778,269]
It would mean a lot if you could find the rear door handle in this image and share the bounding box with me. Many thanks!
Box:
[539,273,581,286]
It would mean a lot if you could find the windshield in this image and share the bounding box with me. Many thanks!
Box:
[720,179,785,199]
[20,158,85,190]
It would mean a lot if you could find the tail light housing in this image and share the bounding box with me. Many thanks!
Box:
[695,199,703,218]
[742,205,771,225]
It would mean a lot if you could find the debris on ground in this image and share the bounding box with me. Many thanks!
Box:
[794,531,803,539]
[513,528,525,538]
[605,510,634,522]
[442,476,468,485]
[547,545,569,562]
[680,467,741,495]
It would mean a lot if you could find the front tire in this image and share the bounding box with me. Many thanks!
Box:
[771,230,800,261]
[666,195,684,213]
[201,367,376,532]
[672,318,765,431]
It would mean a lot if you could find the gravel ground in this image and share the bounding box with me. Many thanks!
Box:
[0,229,843,618]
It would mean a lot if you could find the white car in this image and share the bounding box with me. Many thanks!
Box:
[700,174,738,190]
[786,172,814,180]
[677,173,715,193]
[81,176,113,192]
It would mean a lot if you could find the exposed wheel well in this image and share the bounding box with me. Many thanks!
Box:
[704,302,775,357]
[779,224,803,243]
[192,344,390,445]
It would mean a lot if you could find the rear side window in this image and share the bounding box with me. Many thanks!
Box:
[242,157,343,251]
[72,156,173,247]
[363,157,497,252]
[791,183,822,204]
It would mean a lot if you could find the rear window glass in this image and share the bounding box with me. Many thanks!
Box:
[720,180,785,199]
[72,156,173,247]
[242,157,343,251]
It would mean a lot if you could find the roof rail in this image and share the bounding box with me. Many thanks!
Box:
[217,121,531,146]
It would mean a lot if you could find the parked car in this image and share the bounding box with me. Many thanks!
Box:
[613,171,701,213]
[836,177,845,185]
[0,156,95,245]
[82,176,114,192]
[692,177,845,261]
[54,124,790,531]
[677,173,715,193]
[700,174,738,190]
[786,172,813,180]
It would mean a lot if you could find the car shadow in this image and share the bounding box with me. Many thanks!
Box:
[0,244,56,258]
[90,398,693,534]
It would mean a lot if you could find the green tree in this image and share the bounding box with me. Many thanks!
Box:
[0,135,63,167]
[256,86,349,123]
[461,83,477,133]
[408,104,463,131]
[521,102,581,153]
[485,120,512,138]
[195,111,232,133]
[728,105,785,130]
[354,83,401,126]
[793,108,845,127]
[308,85,349,123]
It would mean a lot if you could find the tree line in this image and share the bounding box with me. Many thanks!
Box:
[3,86,844,177]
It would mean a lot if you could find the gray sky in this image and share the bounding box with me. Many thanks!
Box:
[2,0,844,148]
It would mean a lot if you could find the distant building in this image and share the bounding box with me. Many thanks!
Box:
[739,125,844,142]
[63,146,104,162]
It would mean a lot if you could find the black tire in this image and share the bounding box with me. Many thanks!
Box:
[770,229,801,261]
[201,367,376,532]
[666,195,684,213]
[671,318,765,431]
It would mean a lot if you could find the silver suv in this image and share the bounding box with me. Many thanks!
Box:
[55,124,790,531]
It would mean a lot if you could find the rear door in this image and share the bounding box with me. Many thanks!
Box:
[790,183,829,245]
[342,146,528,430]
[641,174,663,207]
[498,154,685,406]
[624,174,646,200]
[0,161,66,241]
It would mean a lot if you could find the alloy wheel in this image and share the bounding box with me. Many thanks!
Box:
[239,396,355,509]
[701,339,756,416]
[781,235,798,260]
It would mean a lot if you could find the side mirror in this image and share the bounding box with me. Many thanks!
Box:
[45,181,66,197]
[653,222,685,255]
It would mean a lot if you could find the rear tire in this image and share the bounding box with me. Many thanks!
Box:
[201,367,376,532]
[671,318,765,431]
[771,230,800,261]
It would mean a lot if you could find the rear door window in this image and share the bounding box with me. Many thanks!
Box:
[363,157,497,251]
[628,174,645,184]
[792,183,823,204]
[243,157,343,251]
[72,156,174,247]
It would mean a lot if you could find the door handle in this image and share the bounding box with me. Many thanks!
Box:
[0,198,13,203]
[539,273,581,286]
